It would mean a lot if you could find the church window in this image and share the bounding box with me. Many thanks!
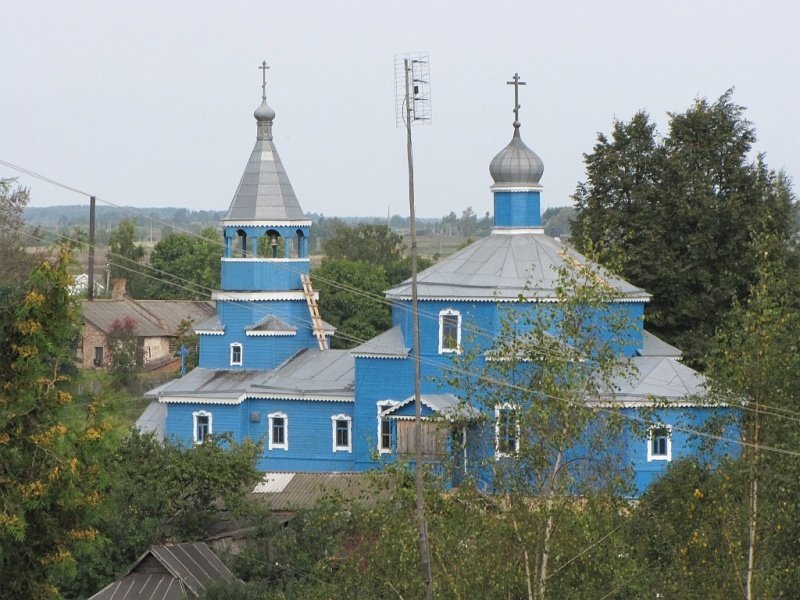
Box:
[230,343,243,366]
[332,414,352,452]
[647,425,672,462]
[269,412,288,450]
[377,401,396,454]
[193,410,212,444]
[495,405,519,456]
[438,309,462,354]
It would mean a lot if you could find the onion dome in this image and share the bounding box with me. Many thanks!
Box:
[489,122,544,188]
[254,98,276,122]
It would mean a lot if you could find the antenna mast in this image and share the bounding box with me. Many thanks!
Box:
[394,52,433,600]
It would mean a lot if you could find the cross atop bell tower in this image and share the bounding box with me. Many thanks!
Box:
[259,60,270,100]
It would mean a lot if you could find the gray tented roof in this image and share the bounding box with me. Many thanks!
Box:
[386,232,650,302]
[223,107,306,224]
[609,356,707,405]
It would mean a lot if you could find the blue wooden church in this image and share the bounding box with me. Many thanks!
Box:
[144,69,735,494]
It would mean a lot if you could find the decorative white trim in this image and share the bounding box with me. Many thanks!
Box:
[495,404,520,457]
[192,410,212,444]
[249,392,355,403]
[213,291,314,302]
[387,294,650,304]
[222,220,313,228]
[491,227,545,235]
[351,352,409,359]
[377,401,398,454]
[490,185,543,192]
[222,257,310,263]
[230,342,243,366]
[438,308,462,354]
[268,412,288,451]
[196,329,225,336]
[647,424,672,462]
[331,414,352,453]
[246,330,297,337]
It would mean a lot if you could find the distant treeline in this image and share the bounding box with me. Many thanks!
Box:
[23,205,576,248]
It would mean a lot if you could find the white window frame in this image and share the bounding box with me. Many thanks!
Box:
[192,410,212,444]
[438,308,462,354]
[331,414,352,453]
[377,401,397,454]
[647,424,672,462]
[230,342,243,366]
[495,404,520,457]
[268,412,288,451]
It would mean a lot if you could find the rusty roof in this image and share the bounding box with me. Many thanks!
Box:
[82,299,214,336]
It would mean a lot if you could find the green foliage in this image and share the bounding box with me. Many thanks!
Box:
[0,245,114,599]
[0,178,41,285]
[314,258,392,349]
[63,431,263,598]
[323,222,408,284]
[145,227,221,299]
[107,316,141,389]
[572,90,797,368]
[542,205,576,238]
[108,219,147,297]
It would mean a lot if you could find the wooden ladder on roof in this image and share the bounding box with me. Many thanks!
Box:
[301,273,328,350]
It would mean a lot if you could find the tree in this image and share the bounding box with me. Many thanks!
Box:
[107,316,141,388]
[314,259,392,349]
[108,219,146,297]
[0,178,41,285]
[61,431,263,598]
[571,90,796,367]
[145,227,221,299]
[0,245,114,598]
[443,260,641,599]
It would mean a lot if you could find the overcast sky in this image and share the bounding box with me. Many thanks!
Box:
[3,0,799,219]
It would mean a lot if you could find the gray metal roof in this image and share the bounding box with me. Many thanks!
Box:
[223,102,306,224]
[610,356,706,404]
[385,393,480,420]
[245,313,296,333]
[252,348,354,400]
[135,401,167,441]
[351,325,409,358]
[149,349,355,402]
[195,315,225,333]
[386,232,650,302]
[639,330,682,358]
[88,542,235,599]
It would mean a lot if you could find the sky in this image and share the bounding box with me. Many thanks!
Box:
[3,0,799,219]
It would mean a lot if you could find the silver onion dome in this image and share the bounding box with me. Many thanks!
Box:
[489,123,544,187]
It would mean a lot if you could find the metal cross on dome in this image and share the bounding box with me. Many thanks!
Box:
[507,72,526,124]
[259,60,270,99]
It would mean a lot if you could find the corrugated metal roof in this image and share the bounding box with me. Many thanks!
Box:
[146,368,267,400]
[385,232,649,302]
[245,314,296,332]
[82,299,214,336]
[251,472,386,511]
[88,542,235,599]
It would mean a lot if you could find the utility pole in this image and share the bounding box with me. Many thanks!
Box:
[88,196,96,301]
[396,53,433,600]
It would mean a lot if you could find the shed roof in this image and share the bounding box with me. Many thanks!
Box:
[88,542,236,599]
[351,326,409,358]
[385,232,649,302]
[251,471,387,511]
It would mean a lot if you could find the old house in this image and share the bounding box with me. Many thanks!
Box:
[81,281,213,371]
